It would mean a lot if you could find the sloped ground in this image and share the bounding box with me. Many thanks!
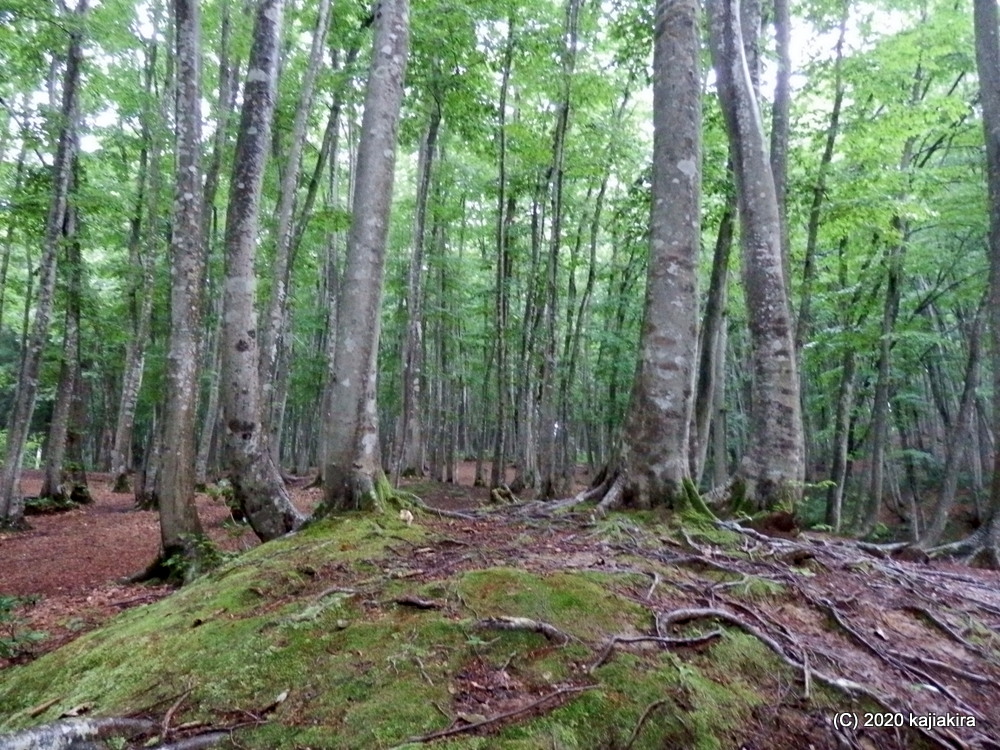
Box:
[0,469,999,749]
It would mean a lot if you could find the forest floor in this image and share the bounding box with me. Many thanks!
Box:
[2,465,1000,748]
[0,463,534,664]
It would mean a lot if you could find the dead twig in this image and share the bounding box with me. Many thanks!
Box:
[413,657,434,686]
[161,688,193,740]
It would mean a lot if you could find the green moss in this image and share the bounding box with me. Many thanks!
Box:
[0,517,813,749]
[455,568,645,641]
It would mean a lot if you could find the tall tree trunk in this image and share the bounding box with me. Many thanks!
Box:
[490,17,516,492]
[692,190,735,484]
[155,0,208,578]
[111,28,167,493]
[707,0,804,510]
[41,165,84,502]
[393,100,440,482]
[537,0,582,500]
[0,3,85,528]
[968,0,1000,565]
[259,0,333,462]
[614,0,701,509]
[220,0,304,540]
[320,0,409,512]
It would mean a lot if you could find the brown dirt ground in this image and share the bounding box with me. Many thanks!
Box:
[0,463,509,664]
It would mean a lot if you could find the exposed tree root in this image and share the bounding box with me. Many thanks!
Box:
[391,685,597,748]
[474,616,570,644]
[588,630,723,673]
[927,526,1000,568]
[0,717,157,750]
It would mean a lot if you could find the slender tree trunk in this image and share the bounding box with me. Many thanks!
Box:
[692,191,735,483]
[220,0,304,540]
[707,0,804,510]
[0,3,85,528]
[393,101,440,482]
[111,30,167,493]
[155,0,207,577]
[490,18,516,492]
[921,306,985,547]
[320,0,410,512]
[824,350,856,531]
[259,0,333,462]
[41,169,84,502]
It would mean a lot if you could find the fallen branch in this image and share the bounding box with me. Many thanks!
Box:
[474,616,570,644]
[391,685,597,748]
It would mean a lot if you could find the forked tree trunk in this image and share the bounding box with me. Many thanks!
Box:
[707,0,804,510]
[321,0,409,512]
[219,0,304,540]
[0,3,84,528]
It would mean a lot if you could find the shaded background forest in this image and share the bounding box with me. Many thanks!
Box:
[0,0,991,542]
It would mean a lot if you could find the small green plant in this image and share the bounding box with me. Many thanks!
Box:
[0,595,47,660]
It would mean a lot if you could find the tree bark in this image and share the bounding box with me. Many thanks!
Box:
[692,190,734,484]
[0,3,85,528]
[939,0,1000,565]
[393,100,440,482]
[111,27,167,493]
[41,166,86,503]
[707,0,804,510]
[617,0,701,509]
[219,0,304,540]
[320,0,409,512]
[259,0,333,462]
[155,0,207,576]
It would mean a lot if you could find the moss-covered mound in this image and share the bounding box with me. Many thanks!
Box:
[2,509,992,749]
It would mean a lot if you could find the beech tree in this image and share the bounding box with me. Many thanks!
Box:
[932,0,1000,565]
[587,0,701,511]
[153,0,208,577]
[707,0,804,511]
[320,0,410,512]
[0,1,85,529]
[219,0,304,540]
